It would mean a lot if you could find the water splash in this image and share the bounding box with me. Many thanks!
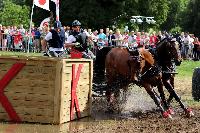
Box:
[121,85,156,115]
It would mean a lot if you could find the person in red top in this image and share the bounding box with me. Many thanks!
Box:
[149,32,158,48]
[136,32,141,47]
[193,37,200,60]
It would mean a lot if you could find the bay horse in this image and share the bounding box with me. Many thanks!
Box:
[97,47,172,118]
[151,38,194,117]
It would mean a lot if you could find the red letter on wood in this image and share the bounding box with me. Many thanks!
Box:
[70,64,83,120]
[0,63,25,122]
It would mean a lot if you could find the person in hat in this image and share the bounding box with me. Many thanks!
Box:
[65,20,95,59]
[42,21,65,57]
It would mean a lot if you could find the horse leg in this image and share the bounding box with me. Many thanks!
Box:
[166,77,175,105]
[105,87,115,113]
[163,79,194,117]
[143,84,172,119]
[156,80,170,111]
[105,76,117,113]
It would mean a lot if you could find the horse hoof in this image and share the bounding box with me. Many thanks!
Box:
[185,108,194,117]
[167,108,175,115]
[162,111,173,119]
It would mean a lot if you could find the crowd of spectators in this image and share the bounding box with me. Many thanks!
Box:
[0,23,200,60]
[0,24,48,52]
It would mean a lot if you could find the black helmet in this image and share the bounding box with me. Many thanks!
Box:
[72,20,81,27]
[54,21,62,29]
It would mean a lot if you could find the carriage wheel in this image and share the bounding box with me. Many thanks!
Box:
[192,67,200,101]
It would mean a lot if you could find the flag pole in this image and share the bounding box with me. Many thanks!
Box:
[28,0,35,53]
[56,0,59,21]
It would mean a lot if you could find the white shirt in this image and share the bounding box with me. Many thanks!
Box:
[45,31,63,52]
[183,36,190,45]
[66,31,90,44]
[66,35,76,43]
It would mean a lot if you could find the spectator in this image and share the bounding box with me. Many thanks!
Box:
[108,30,116,46]
[193,37,200,60]
[182,32,190,59]
[1,26,8,51]
[114,29,123,46]
[0,24,3,50]
[128,31,137,48]
[149,32,158,48]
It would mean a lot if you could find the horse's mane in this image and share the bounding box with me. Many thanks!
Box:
[156,38,168,49]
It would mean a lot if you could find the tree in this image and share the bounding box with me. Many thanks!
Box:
[121,0,169,31]
[0,0,30,28]
[24,0,126,29]
[3,0,198,34]
[182,0,200,36]
[160,0,189,32]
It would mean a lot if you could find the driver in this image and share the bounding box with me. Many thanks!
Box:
[65,20,95,59]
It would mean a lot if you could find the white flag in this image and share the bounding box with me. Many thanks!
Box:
[34,0,49,11]
[50,0,57,3]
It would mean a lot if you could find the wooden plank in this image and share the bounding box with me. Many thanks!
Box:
[1,98,54,110]
[7,79,55,90]
[4,92,54,103]
[3,99,54,109]
[53,61,62,123]
[0,107,54,116]
[4,92,55,100]
[4,86,55,95]
[0,112,54,123]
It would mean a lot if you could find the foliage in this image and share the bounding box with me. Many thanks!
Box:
[181,0,200,36]
[0,0,30,28]
[118,0,169,31]
[170,26,182,34]
[0,0,199,35]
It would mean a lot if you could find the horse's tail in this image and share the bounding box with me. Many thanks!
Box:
[94,47,112,83]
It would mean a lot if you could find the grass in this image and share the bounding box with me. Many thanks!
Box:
[177,60,200,78]
[174,60,200,107]
[0,51,42,57]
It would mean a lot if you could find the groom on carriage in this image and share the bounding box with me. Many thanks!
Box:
[42,21,65,57]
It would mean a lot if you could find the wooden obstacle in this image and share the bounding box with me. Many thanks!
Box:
[0,56,93,124]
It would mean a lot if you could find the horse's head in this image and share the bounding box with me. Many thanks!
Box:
[157,38,182,66]
[127,48,143,81]
[167,39,182,66]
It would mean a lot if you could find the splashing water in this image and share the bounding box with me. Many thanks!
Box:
[121,85,156,116]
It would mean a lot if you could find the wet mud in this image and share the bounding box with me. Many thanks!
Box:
[0,78,200,133]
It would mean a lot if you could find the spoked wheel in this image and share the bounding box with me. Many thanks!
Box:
[192,67,200,101]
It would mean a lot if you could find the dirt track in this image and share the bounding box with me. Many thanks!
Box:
[70,77,200,133]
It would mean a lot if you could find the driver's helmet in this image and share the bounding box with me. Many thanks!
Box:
[54,21,62,29]
[72,20,81,27]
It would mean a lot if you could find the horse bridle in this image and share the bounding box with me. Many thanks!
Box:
[160,41,180,74]
[127,49,144,83]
